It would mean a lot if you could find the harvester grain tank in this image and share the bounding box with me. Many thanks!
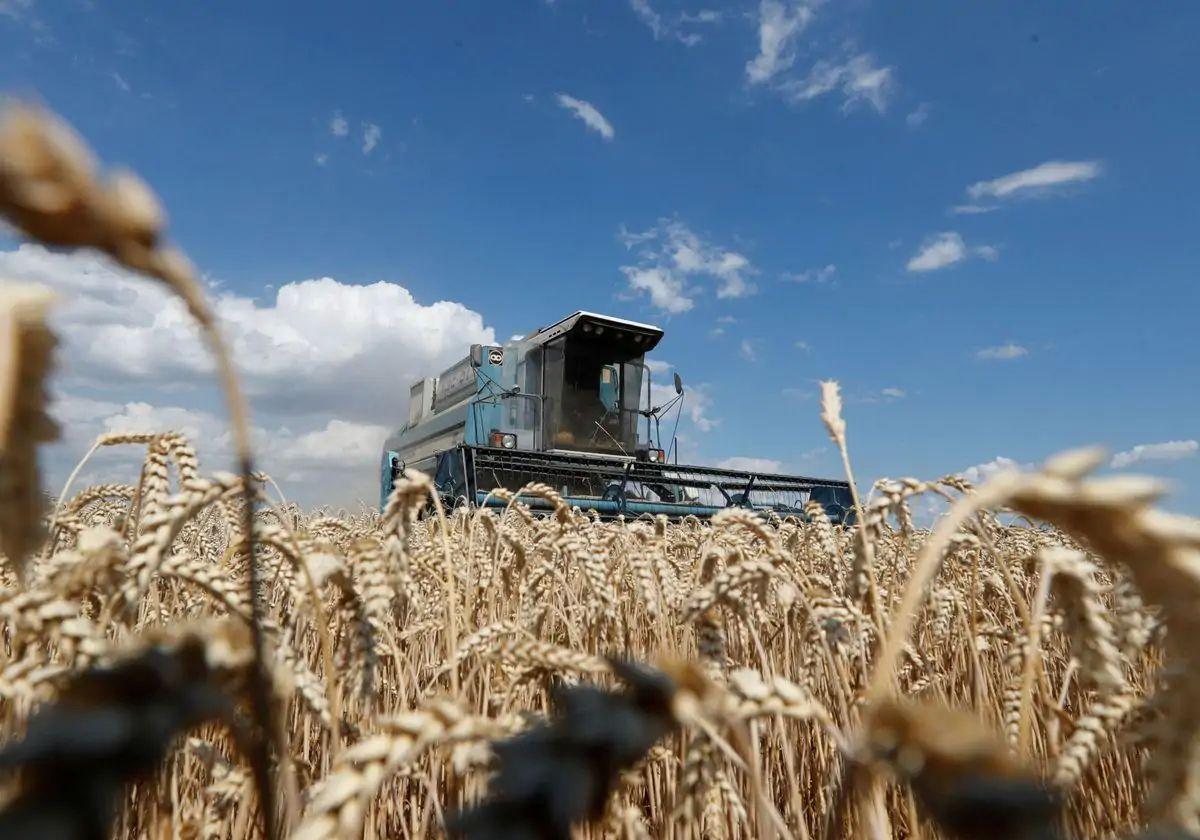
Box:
[381,311,854,520]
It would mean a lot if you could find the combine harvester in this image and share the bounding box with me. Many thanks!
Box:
[381,311,854,521]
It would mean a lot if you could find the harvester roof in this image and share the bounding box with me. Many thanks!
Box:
[521,311,664,353]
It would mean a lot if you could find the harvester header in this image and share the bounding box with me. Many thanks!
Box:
[381,311,853,521]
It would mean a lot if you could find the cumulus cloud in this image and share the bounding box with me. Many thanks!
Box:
[1,245,494,419]
[745,0,812,84]
[976,343,1029,361]
[646,376,717,436]
[361,122,382,155]
[683,385,718,432]
[967,160,1102,202]
[555,94,615,141]
[906,231,997,273]
[1111,440,1198,469]
[620,266,693,314]
[716,456,784,473]
[1,245,496,506]
[617,218,756,312]
[958,456,1029,486]
[329,111,349,137]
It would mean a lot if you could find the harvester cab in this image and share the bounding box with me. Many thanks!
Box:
[381,311,854,522]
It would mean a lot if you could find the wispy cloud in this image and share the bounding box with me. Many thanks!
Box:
[110,71,131,93]
[906,231,997,273]
[314,153,329,167]
[745,0,812,84]
[950,204,1000,216]
[905,102,930,128]
[630,0,718,46]
[967,160,1102,201]
[739,338,759,362]
[329,110,349,137]
[744,2,895,115]
[556,93,615,141]
[361,122,382,155]
[1111,440,1198,469]
[0,0,49,38]
[783,263,836,284]
[779,52,895,113]
[716,455,783,473]
[618,218,757,312]
[976,343,1028,361]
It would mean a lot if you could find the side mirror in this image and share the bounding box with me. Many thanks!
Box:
[673,372,684,395]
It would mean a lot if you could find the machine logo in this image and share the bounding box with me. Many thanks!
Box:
[487,347,504,366]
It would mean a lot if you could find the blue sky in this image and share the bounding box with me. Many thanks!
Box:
[2,0,1197,510]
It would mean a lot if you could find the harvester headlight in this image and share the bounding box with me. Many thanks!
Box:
[490,430,518,449]
[640,447,665,463]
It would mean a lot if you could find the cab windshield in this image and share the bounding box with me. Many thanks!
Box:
[541,335,644,455]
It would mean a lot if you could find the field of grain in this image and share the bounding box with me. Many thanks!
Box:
[1,104,1198,840]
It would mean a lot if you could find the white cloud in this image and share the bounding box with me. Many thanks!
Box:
[1111,440,1198,469]
[794,340,810,352]
[0,0,33,20]
[684,385,718,432]
[855,387,906,404]
[630,0,714,46]
[314,153,329,167]
[784,263,836,284]
[110,71,131,93]
[976,343,1029,361]
[739,339,758,362]
[361,122,382,155]
[648,378,717,434]
[618,218,757,312]
[967,160,1102,201]
[48,395,393,503]
[0,244,496,506]
[275,419,391,472]
[905,102,930,128]
[958,456,1029,486]
[555,94,615,141]
[644,358,673,375]
[950,204,999,216]
[906,231,997,273]
[780,52,895,114]
[745,0,813,85]
[620,266,693,313]
[330,111,349,137]
[716,456,784,473]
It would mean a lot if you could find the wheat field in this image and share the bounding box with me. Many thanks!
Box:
[1,104,1198,840]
